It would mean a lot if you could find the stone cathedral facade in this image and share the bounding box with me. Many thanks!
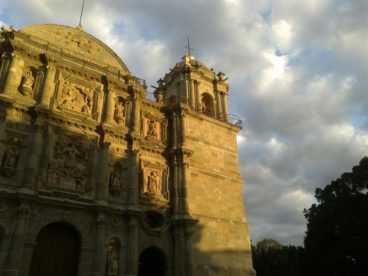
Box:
[0,24,255,276]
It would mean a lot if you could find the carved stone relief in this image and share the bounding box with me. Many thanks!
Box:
[43,134,90,193]
[19,67,35,97]
[105,237,120,276]
[113,97,125,125]
[143,117,161,140]
[140,160,168,200]
[57,81,93,114]
[0,136,23,178]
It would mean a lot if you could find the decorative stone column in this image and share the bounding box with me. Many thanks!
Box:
[2,203,30,276]
[92,213,107,276]
[0,52,13,91]
[96,142,110,203]
[189,80,195,109]
[173,225,186,276]
[220,92,228,121]
[194,81,200,111]
[223,92,228,121]
[21,125,44,191]
[39,64,56,108]
[126,217,139,276]
[178,109,186,147]
[104,89,115,125]
[127,149,140,206]
[1,54,24,97]
[215,90,222,120]
[131,93,141,136]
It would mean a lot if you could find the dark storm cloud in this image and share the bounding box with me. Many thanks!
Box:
[1,0,368,245]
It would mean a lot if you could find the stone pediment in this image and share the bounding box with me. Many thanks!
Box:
[19,24,129,74]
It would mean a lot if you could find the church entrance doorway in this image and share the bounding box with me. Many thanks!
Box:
[138,247,167,276]
[29,223,80,276]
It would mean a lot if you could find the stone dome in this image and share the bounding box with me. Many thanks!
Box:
[19,24,129,74]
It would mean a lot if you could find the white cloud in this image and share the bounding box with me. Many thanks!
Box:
[2,0,368,247]
[272,19,293,52]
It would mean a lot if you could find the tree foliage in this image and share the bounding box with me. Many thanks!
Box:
[304,157,368,275]
[252,239,305,276]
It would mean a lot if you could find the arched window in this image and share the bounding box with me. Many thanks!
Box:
[201,93,215,117]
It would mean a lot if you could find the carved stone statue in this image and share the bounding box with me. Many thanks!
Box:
[106,238,120,276]
[147,119,158,139]
[1,147,19,169]
[0,138,21,178]
[217,72,228,81]
[59,83,77,110]
[20,68,34,96]
[113,98,125,125]
[109,163,122,196]
[81,93,92,114]
[147,170,160,195]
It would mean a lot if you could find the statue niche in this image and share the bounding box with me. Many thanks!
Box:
[113,97,125,125]
[105,238,120,276]
[19,68,35,97]
[145,118,160,140]
[58,81,92,115]
[45,135,89,193]
[142,168,164,199]
[0,137,22,178]
[109,162,124,197]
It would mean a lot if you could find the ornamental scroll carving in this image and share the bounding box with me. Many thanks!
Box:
[57,80,94,115]
[140,161,168,200]
[44,134,90,193]
[0,136,23,178]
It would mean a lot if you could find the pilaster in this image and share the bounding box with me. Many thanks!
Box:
[96,142,110,203]
[126,216,139,276]
[21,124,44,191]
[0,54,24,99]
[0,52,13,92]
[104,89,115,125]
[92,213,107,276]
[38,64,56,108]
[2,203,30,276]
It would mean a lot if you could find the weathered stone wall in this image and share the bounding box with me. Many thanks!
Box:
[184,112,255,275]
[0,24,255,276]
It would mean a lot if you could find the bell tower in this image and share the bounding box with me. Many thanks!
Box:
[154,54,229,121]
[155,54,255,276]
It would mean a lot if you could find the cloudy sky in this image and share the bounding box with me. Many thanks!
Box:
[1,0,368,245]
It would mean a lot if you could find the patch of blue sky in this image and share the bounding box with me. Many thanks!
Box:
[259,5,272,26]
[288,47,356,77]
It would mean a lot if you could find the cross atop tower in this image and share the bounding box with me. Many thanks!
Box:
[185,36,194,57]
[78,0,86,29]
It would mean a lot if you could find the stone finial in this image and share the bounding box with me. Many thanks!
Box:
[217,72,228,82]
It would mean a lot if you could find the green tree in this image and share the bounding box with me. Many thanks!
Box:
[304,157,368,275]
[252,239,305,276]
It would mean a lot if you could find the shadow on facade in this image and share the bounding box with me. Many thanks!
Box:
[0,115,255,276]
[0,23,254,275]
